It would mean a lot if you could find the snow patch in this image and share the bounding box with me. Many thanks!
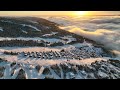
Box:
[22,30,28,34]
[60,35,76,44]
[0,37,61,43]
[42,32,58,37]
[27,20,38,24]
[1,20,14,24]
[0,27,4,32]
[21,24,41,31]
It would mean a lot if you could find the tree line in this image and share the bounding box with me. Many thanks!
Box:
[0,39,64,47]
[0,39,44,47]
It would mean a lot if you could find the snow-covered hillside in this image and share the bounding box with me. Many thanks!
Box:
[0,57,120,79]
[0,16,119,79]
[0,43,118,79]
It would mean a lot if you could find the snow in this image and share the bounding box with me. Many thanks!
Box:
[20,24,41,31]
[60,36,76,44]
[98,70,109,78]
[0,47,60,53]
[43,38,61,43]
[42,32,58,37]
[1,20,14,24]
[22,30,28,34]
[0,52,108,66]
[0,16,119,79]
[27,20,38,24]
[0,37,61,43]
[0,27,4,32]
[0,52,107,79]
[0,54,119,79]
[0,35,77,45]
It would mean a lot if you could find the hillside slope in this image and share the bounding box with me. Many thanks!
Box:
[0,17,119,79]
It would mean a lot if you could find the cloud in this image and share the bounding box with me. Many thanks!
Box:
[89,17,120,24]
[67,27,120,55]
[45,16,120,58]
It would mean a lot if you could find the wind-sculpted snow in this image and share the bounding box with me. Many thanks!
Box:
[0,58,120,79]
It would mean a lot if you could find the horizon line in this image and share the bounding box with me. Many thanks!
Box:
[0,15,120,17]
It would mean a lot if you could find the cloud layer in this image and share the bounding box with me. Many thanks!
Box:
[69,28,120,58]
[42,16,120,58]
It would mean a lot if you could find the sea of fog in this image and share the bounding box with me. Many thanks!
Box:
[41,16,120,58]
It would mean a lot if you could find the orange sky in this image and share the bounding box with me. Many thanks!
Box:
[0,11,120,16]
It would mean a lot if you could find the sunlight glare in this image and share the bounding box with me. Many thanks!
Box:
[73,11,89,16]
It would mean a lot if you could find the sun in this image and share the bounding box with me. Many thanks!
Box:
[73,11,88,16]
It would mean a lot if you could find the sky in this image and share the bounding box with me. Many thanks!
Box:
[0,11,120,16]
